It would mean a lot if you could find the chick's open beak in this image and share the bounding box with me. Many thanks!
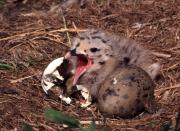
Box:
[64,51,93,86]
[64,49,76,59]
[70,49,76,56]
[73,55,93,85]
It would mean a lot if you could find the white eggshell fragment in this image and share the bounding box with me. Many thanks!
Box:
[76,85,92,107]
[59,94,72,104]
[41,57,64,93]
[41,55,92,106]
[41,57,72,104]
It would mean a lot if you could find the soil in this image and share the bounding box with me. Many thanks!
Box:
[0,0,179,130]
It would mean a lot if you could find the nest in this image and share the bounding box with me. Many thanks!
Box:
[0,0,179,130]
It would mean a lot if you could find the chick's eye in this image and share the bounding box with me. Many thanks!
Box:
[76,42,80,47]
[90,47,101,53]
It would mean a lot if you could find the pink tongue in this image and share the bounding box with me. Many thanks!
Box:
[73,57,93,85]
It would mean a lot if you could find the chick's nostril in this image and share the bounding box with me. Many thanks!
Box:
[70,49,76,56]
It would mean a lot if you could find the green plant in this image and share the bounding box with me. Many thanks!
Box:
[23,123,34,131]
[0,0,5,5]
[0,63,13,70]
[44,108,96,131]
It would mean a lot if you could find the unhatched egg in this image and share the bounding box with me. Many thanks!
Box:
[98,65,155,118]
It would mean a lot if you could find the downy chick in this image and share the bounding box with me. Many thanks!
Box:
[68,29,160,99]
[70,28,160,79]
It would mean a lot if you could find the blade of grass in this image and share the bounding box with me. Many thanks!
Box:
[23,123,34,131]
[0,63,13,70]
[0,0,5,5]
[62,15,72,47]
[89,120,96,131]
[44,108,80,128]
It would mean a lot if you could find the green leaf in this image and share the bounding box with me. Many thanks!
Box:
[23,123,34,131]
[0,0,5,6]
[44,108,80,128]
[89,120,96,131]
[0,63,13,70]
[81,128,88,131]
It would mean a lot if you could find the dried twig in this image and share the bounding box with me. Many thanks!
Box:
[100,14,119,20]
[0,31,41,41]
[0,28,86,42]
[49,28,86,33]
[72,22,80,36]
[0,100,10,104]
[86,107,97,119]
[152,52,171,58]
[39,123,56,130]
[80,120,101,125]
[32,36,70,48]
[10,72,42,83]
[62,15,72,47]
[155,83,180,92]
[164,63,180,71]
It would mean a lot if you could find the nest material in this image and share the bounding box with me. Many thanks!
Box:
[0,0,179,130]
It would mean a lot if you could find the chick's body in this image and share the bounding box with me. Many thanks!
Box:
[77,58,118,100]
[73,29,159,99]
[71,29,158,117]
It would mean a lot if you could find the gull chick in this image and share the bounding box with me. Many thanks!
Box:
[67,29,160,100]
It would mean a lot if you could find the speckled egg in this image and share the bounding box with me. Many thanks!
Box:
[98,65,155,118]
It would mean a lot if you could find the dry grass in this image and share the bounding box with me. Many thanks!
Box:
[0,0,179,130]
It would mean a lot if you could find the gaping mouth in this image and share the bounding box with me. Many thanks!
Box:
[73,54,93,85]
[65,52,93,85]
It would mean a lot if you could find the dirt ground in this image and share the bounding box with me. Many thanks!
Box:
[0,0,179,130]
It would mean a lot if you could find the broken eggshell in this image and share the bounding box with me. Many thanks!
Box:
[76,85,92,108]
[41,57,73,104]
[41,54,92,107]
